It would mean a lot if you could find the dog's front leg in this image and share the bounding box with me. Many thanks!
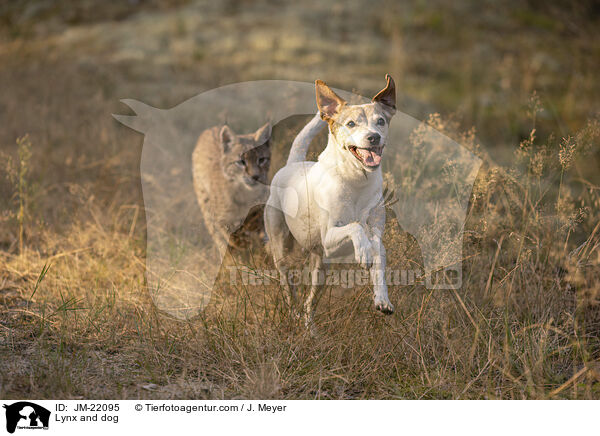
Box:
[322,222,373,268]
[370,234,394,314]
[367,204,393,314]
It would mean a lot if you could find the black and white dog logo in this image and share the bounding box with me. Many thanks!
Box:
[3,402,50,434]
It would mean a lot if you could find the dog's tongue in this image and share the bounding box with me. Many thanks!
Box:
[357,148,382,167]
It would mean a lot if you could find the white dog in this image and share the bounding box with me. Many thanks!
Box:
[265,75,397,328]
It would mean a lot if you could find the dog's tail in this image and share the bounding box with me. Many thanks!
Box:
[286,112,327,165]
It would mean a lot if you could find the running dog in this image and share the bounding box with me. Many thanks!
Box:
[265,75,396,328]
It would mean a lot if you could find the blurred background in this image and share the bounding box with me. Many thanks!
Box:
[2,0,599,159]
[2,0,599,237]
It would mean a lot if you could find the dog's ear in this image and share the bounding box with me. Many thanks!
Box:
[254,122,271,146]
[372,74,396,113]
[315,80,346,121]
[220,125,235,152]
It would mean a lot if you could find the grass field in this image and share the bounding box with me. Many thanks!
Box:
[1,0,600,399]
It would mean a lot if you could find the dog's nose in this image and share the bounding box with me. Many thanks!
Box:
[367,133,381,145]
[251,174,261,181]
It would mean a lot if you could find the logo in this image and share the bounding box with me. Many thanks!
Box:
[3,402,50,434]
[114,80,482,318]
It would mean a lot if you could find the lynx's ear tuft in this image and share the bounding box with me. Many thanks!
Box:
[254,122,272,146]
[220,125,235,151]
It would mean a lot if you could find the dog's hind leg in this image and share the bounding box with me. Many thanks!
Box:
[304,252,324,334]
[264,204,298,311]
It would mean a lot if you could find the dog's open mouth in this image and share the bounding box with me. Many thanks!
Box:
[349,145,383,168]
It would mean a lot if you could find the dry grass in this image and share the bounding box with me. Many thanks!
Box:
[1,0,600,399]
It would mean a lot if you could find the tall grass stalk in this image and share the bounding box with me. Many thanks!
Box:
[11,135,33,254]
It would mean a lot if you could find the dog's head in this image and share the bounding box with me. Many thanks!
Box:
[316,75,396,172]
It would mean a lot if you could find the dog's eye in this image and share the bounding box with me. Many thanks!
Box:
[346,120,356,128]
[258,157,270,166]
[377,118,385,126]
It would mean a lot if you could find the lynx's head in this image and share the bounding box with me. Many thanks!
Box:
[219,123,271,188]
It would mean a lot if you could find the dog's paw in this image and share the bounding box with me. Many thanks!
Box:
[374,297,394,315]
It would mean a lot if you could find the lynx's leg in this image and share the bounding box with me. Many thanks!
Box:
[193,179,228,255]
[199,207,229,258]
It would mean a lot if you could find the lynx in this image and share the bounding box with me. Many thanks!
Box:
[192,123,271,255]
